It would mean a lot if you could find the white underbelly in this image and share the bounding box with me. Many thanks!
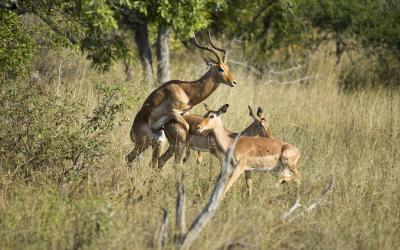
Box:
[151,130,167,143]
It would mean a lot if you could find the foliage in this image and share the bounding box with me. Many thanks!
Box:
[1,49,399,249]
[0,10,35,78]
[0,77,128,181]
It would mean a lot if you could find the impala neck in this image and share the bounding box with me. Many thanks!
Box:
[211,121,233,154]
[183,69,221,106]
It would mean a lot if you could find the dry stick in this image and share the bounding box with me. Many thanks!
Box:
[157,208,169,250]
[282,175,334,222]
[179,136,240,250]
[268,64,301,75]
[265,75,318,86]
[228,59,263,75]
[175,182,186,243]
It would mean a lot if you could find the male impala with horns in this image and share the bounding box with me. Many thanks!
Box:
[126,31,236,167]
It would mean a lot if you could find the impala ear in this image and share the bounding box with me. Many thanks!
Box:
[203,56,217,67]
[257,107,264,117]
[248,106,257,119]
[218,104,229,114]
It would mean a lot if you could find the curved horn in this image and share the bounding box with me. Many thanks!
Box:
[194,34,221,64]
[204,103,212,112]
[208,30,227,63]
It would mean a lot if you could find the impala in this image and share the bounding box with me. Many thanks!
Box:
[126,31,236,167]
[157,105,273,168]
[196,104,301,196]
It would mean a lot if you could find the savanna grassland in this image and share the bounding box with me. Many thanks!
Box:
[1,47,399,250]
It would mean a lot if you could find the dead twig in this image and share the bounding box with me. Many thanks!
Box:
[282,175,334,222]
[265,75,318,86]
[157,208,169,250]
[175,182,186,243]
[179,135,240,250]
[228,59,263,75]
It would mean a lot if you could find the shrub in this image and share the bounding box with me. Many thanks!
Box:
[0,76,128,181]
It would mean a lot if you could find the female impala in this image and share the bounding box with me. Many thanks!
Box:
[196,104,301,196]
[126,31,237,167]
[157,105,273,168]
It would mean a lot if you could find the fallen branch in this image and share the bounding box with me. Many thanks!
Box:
[265,75,318,85]
[175,182,186,243]
[157,208,169,250]
[268,64,301,75]
[228,59,263,75]
[179,135,240,250]
[282,175,334,222]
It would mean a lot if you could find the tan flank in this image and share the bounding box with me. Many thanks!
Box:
[158,105,273,168]
[197,104,301,196]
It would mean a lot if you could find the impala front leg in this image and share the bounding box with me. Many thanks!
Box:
[245,170,252,196]
[170,110,190,132]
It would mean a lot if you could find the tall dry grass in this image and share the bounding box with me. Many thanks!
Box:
[0,47,399,250]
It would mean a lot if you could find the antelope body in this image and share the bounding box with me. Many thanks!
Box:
[158,105,272,168]
[196,104,301,196]
[126,32,236,167]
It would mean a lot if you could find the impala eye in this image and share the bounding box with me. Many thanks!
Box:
[217,67,224,72]
[209,114,215,119]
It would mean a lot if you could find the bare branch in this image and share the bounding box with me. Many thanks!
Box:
[268,65,301,75]
[175,182,186,243]
[282,175,334,222]
[157,208,169,250]
[281,198,302,220]
[180,135,240,250]
[265,76,318,86]
[228,59,263,76]
[305,175,334,212]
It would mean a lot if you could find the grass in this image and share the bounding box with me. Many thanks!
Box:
[0,47,399,250]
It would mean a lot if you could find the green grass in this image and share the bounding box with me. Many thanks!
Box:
[0,48,399,249]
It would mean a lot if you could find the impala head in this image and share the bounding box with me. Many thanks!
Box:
[247,106,273,137]
[196,103,229,134]
[194,30,237,87]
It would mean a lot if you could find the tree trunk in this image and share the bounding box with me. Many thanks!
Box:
[134,21,154,84]
[156,24,172,84]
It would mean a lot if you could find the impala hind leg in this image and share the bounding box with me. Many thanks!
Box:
[196,151,203,165]
[126,142,149,169]
[127,121,151,168]
[245,170,252,196]
[158,146,174,169]
[150,131,167,168]
[182,149,191,163]
[276,167,293,187]
[173,144,185,165]
[280,145,301,185]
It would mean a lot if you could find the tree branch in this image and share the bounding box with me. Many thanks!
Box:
[282,175,334,222]
[157,208,169,250]
[175,181,186,243]
[179,135,240,250]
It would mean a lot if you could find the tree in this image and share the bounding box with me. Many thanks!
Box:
[0,0,132,75]
[130,0,212,84]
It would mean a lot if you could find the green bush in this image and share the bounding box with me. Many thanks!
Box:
[0,77,128,181]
